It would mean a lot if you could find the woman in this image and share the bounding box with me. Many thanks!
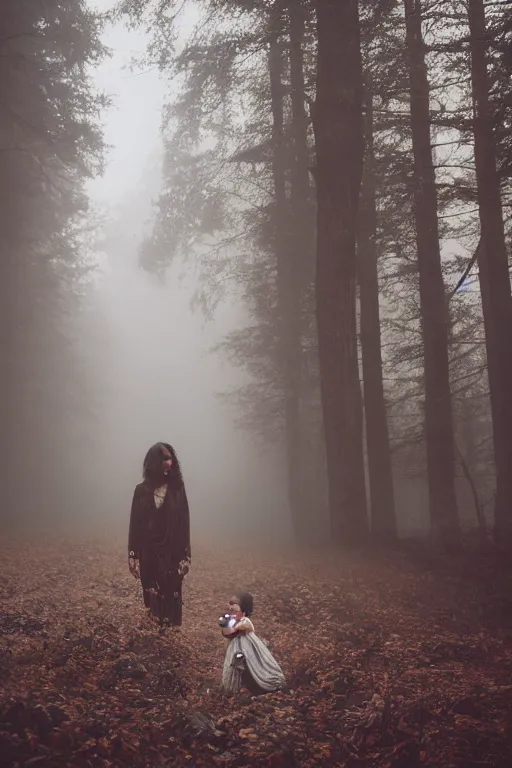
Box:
[221,591,285,695]
[128,442,191,627]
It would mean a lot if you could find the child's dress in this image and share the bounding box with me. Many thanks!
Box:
[222,616,286,694]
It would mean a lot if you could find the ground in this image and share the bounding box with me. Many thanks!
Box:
[1,537,512,767]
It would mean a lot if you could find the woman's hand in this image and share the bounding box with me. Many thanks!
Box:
[128,554,140,579]
[178,557,190,578]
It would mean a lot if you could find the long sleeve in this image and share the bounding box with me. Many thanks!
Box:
[180,485,191,562]
[128,486,143,558]
[174,485,190,563]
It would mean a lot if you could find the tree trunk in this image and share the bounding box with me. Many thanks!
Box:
[287,0,318,538]
[268,24,306,541]
[467,0,512,545]
[403,0,459,545]
[358,87,397,542]
[288,0,313,280]
[312,0,369,546]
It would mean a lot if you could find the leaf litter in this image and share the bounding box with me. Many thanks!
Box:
[1,536,512,767]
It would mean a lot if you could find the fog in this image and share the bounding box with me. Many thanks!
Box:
[79,5,289,544]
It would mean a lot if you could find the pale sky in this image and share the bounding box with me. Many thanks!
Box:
[88,1,200,207]
[88,2,166,205]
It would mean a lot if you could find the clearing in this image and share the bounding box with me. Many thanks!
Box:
[1,537,512,767]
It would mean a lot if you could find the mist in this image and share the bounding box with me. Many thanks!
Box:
[4,3,512,766]
[76,7,289,544]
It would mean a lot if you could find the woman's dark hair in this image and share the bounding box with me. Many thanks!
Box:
[143,443,184,489]
[236,591,254,617]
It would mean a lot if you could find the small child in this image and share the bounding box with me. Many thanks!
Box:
[221,591,285,695]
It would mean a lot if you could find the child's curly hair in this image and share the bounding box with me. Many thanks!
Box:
[236,591,254,617]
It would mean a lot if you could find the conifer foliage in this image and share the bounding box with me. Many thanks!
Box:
[0,0,107,528]
[122,0,512,547]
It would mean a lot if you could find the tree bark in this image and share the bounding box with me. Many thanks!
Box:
[268,24,306,541]
[288,1,311,241]
[287,0,318,538]
[313,0,369,546]
[467,0,512,545]
[403,0,459,545]
[358,87,397,543]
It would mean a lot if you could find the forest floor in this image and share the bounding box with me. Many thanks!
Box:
[1,537,512,767]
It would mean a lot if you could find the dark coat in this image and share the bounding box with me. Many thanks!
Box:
[129,481,191,626]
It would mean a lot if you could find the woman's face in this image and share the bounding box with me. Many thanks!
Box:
[161,445,173,476]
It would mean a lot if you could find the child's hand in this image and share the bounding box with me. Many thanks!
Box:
[233,617,252,633]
